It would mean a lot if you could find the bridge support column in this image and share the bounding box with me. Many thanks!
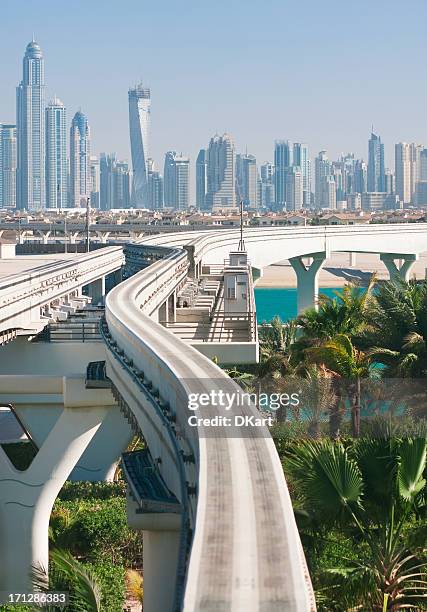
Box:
[69,406,133,481]
[86,276,105,305]
[380,253,418,282]
[289,251,327,314]
[0,405,109,592]
[143,530,180,612]
[158,301,168,325]
[167,292,176,323]
[349,252,357,266]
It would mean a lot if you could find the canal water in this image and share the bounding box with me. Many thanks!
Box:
[255,287,338,323]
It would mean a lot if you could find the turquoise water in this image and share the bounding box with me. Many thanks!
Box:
[255,287,338,323]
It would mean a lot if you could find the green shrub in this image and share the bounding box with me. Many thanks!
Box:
[85,560,126,612]
[57,480,126,501]
[52,498,143,566]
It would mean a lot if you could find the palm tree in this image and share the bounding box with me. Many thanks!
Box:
[285,437,427,610]
[297,278,375,347]
[363,279,427,378]
[32,548,101,611]
[305,334,376,437]
[276,365,335,438]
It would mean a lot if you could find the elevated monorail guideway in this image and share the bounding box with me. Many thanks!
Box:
[104,239,315,611]
[139,223,427,313]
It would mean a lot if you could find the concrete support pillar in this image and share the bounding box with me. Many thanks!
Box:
[349,252,357,267]
[86,276,105,305]
[0,406,109,592]
[168,292,176,323]
[183,245,196,278]
[380,253,418,282]
[69,407,133,481]
[289,251,327,314]
[158,301,168,325]
[143,530,180,612]
[41,231,51,245]
[112,267,122,286]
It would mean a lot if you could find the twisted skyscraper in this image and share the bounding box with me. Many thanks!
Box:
[128,84,150,208]
[16,40,45,210]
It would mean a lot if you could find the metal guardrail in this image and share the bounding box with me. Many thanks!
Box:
[34,322,102,343]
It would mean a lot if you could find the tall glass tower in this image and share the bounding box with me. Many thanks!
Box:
[70,111,91,207]
[128,84,151,208]
[205,133,236,211]
[274,140,292,210]
[45,98,67,208]
[16,40,46,210]
[368,132,385,192]
[0,124,17,208]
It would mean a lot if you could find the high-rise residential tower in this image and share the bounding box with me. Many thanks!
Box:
[196,149,207,210]
[45,98,67,209]
[284,166,303,211]
[259,162,275,209]
[420,149,427,181]
[148,169,164,210]
[315,150,332,208]
[293,143,311,207]
[89,156,100,208]
[164,151,190,210]
[128,84,150,208]
[236,153,257,208]
[368,132,385,192]
[100,153,131,210]
[395,142,411,205]
[205,134,236,211]
[70,111,91,207]
[0,124,17,208]
[395,142,422,205]
[16,40,46,210]
[274,140,292,210]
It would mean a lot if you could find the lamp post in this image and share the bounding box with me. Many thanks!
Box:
[85,197,90,253]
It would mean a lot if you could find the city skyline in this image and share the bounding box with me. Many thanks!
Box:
[1,0,426,178]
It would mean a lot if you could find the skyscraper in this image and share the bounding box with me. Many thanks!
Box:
[293,143,311,207]
[89,156,100,208]
[314,151,331,208]
[395,142,411,205]
[385,168,395,195]
[70,111,91,207]
[274,140,292,210]
[236,153,257,208]
[163,151,190,210]
[354,159,367,194]
[0,124,17,208]
[128,84,150,208]
[196,149,207,210]
[259,162,275,209]
[100,153,131,210]
[45,98,67,209]
[205,134,236,211]
[148,169,164,210]
[368,132,385,192]
[284,166,303,211]
[420,149,427,181]
[16,40,46,210]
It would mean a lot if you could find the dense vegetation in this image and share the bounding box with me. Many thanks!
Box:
[258,278,427,610]
[2,278,426,611]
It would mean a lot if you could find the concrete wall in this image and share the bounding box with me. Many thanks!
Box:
[0,338,106,376]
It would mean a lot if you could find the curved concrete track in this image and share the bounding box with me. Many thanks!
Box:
[104,237,315,611]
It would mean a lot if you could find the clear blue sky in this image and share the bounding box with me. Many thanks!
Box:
[1,0,426,174]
